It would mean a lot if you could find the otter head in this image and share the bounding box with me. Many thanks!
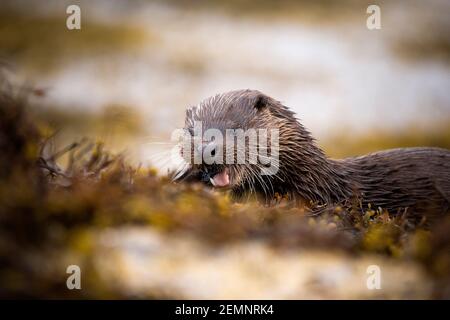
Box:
[174,89,315,200]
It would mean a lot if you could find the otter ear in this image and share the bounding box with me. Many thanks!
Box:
[249,91,269,111]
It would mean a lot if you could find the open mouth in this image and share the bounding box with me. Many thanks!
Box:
[209,168,230,188]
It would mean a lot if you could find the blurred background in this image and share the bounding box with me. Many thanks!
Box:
[1,0,450,299]
[1,0,450,167]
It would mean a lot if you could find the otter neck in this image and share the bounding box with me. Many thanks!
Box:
[276,126,354,206]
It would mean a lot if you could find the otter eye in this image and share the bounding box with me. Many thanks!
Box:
[211,148,216,156]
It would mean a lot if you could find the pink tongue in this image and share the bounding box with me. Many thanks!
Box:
[212,170,230,187]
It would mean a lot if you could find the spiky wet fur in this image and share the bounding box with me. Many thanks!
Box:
[176,89,450,217]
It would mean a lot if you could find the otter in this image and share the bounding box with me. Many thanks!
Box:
[174,89,450,218]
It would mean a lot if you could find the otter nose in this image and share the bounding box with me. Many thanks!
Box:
[201,170,211,182]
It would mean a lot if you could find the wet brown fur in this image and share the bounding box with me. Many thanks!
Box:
[177,90,450,218]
